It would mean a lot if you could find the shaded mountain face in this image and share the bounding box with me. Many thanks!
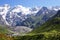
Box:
[21,7,57,28]
[0,15,5,25]
[30,10,60,33]
[54,10,60,17]
[0,4,60,29]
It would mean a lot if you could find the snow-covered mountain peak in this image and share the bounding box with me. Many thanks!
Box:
[0,4,10,25]
[5,4,40,26]
[0,4,10,19]
[30,7,41,14]
[48,6,60,11]
[11,5,31,15]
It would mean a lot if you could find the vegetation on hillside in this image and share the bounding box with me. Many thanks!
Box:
[0,34,13,40]
[13,31,60,40]
[0,25,9,34]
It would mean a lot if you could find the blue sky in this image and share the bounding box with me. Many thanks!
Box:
[0,0,60,7]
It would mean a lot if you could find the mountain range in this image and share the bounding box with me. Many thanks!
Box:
[0,4,60,27]
[0,4,60,34]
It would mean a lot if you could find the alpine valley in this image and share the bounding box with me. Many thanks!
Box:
[0,4,60,40]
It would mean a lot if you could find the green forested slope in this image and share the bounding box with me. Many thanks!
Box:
[31,17,60,33]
